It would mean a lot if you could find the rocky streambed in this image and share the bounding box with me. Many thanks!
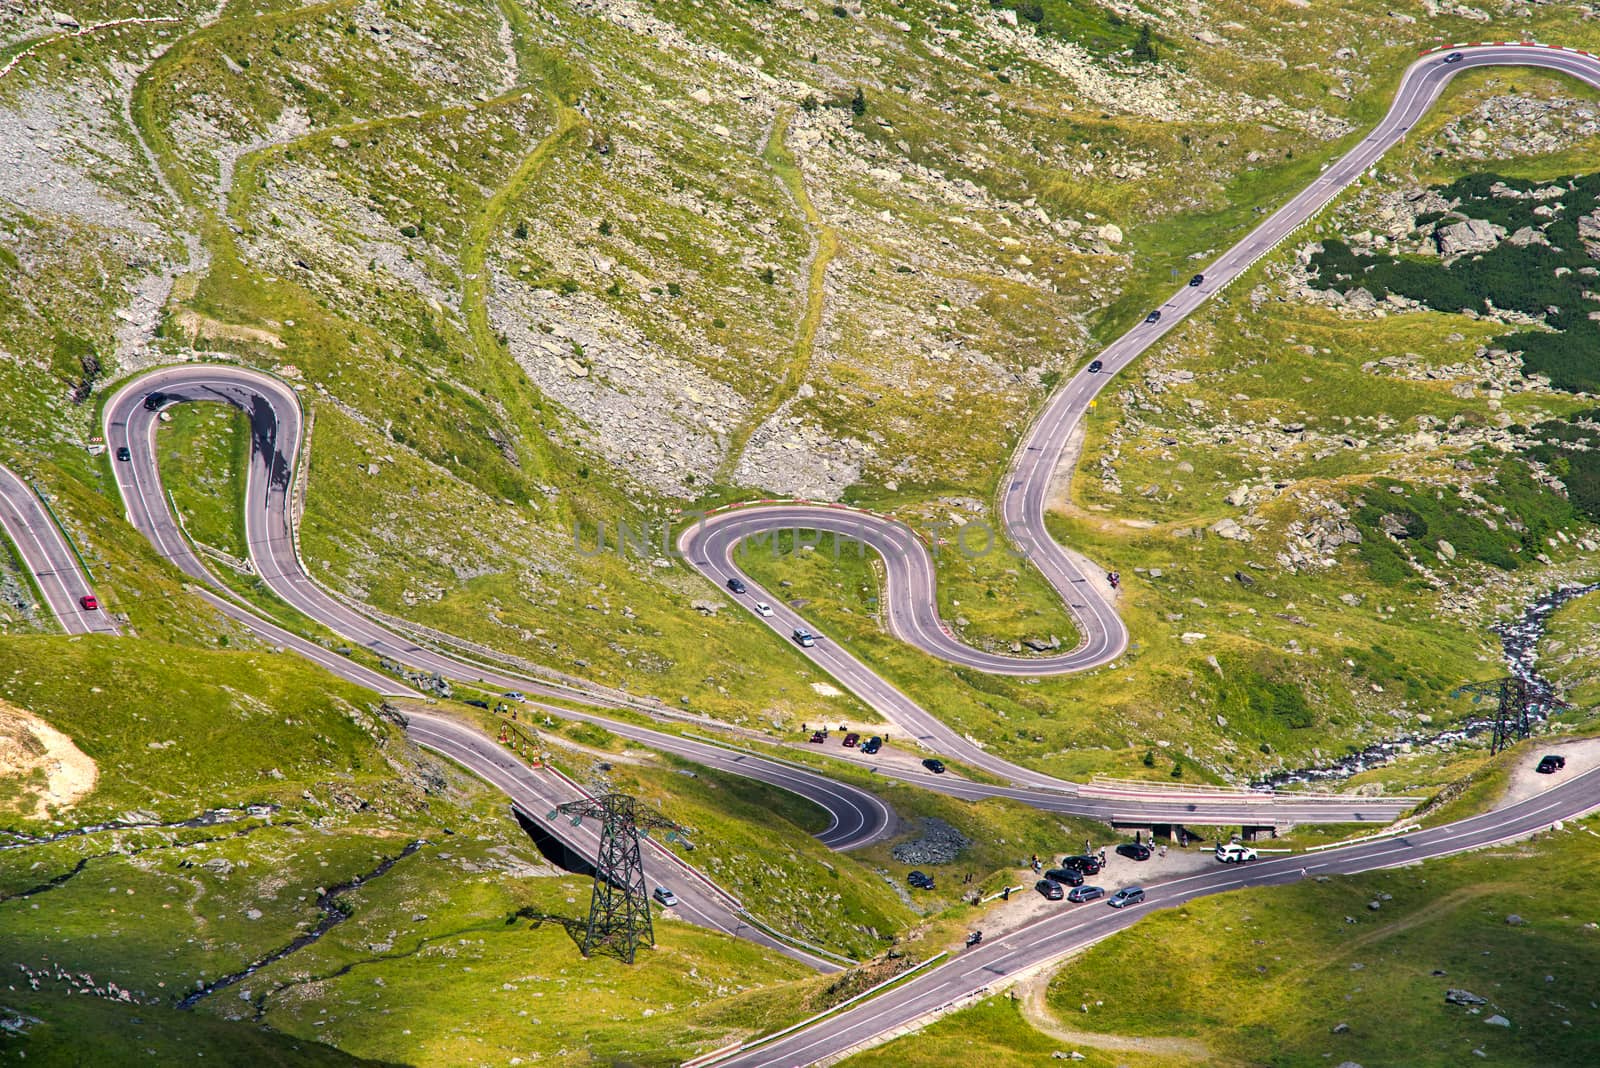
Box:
[1258,582,1597,790]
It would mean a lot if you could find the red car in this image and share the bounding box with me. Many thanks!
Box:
[79,594,98,611]
[842,732,860,748]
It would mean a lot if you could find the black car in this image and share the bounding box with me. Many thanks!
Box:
[726,577,747,594]
[1066,885,1105,903]
[907,870,934,890]
[1443,51,1464,64]
[1537,754,1567,775]
[1144,310,1161,324]
[1059,854,1103,875]
[115,446,131,462]
[1116,843,1152,862]
[861,736,882,754]
[922,758,946,774]
[1087,359,1103,373]
[1035,878,1064,901]
[1188,273,1204,287]
[1043,867,1084,887]
[1108,886,1146,909]
[142,391,168,411]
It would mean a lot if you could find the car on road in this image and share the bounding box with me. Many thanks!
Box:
[843,732,860,748]
[808,730,826,744]
[862,736,883,755]
[1066,885,1105,903]
[726,577,747,594]
[1059,854,1102,875]
[1035,878,1064,901]
[502,691,526,703]
[792,627,816,648]
[653,887,678,907]
[1087,359,1103,373]
[1443,51,1464,64]
[922,758,946,774]
[1108,886,1146,909]
[1043,867,1085,887]
[78,594,98,611]
[1144,310,1162,324]
[115,446,131,462]
[907,870,934,890]
[142,391,168,411]
[1216,843,1258,864]
[1115,843,1152,862]
[1189,273,1204,287]
[1537,754,1567,774]
[754,601,773,617]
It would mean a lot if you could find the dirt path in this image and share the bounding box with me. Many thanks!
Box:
[719,108,839,482]
[1013,968,1219,1062]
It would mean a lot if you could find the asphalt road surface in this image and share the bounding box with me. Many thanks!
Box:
[0,464,117,635]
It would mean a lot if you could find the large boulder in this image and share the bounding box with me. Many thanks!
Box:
[1579,209,1600,258]
[1435,217,1505,257]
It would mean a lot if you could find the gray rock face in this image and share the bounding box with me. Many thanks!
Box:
[1435,217,1506,257]
[1446,989,1488,1006]
[1485,1014,1511,1027]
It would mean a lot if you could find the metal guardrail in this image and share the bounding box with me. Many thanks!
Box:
[682,951,948,1068]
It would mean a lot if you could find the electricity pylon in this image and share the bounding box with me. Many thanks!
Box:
[547,793,690,963]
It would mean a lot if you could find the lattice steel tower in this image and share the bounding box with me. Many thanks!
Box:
[548,793,688,963]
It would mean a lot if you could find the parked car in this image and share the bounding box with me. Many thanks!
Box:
[922,758,946,774]
[653,887,678,907]
[1537,754,1567,774]
[1043,867,1085,887]
[861,736,883,755]
[1115,843,1152,862]
[1216,843,1258,864]
[792,627,816,648]
[907,870,934,890]
[1087,359,1103,373]
[754,601,774,617]
[842,732,860,748]
[78,594,98,611]
[115,445,131,462]
[808,730,827,744]
[1059,854,1102,875]
[1066,885,1105,903]
[142,391,168,411]
[1443,50,1464,63]
[502,691,526,703]
[1144,310,1162,324]
[1108,886,1146,909]
[726,577,747,594]
[1035,879,1064,901]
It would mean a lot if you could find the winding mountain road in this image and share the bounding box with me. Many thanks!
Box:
[0,464,117,635]
[0,39,1589,1062]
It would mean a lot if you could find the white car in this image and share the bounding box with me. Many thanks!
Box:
[1215,843,1258,864]
[653,887,678,906]
[755,602,774,617]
